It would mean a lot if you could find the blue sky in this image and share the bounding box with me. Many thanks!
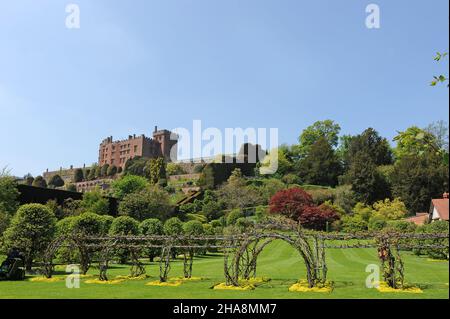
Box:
[0,0,448,177]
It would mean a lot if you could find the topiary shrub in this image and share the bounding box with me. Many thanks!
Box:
[139,218,164,262]
[109,216,140,264]
[3,204,56,270]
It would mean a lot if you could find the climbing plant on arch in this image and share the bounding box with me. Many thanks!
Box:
[40,218,448,290]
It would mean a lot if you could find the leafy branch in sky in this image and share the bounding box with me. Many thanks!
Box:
[431,52,448,87]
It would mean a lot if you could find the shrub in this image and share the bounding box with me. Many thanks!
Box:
[183,220,204,236]
[73,169,84,183]
[118,186,172,221]
[32,176,47,188]
[72,213,104,236]
[0,176,19,215]
[416,221,449,260]
[48,174,65,188]
[385,220,417,233]
[139,218,164,262]
[3,204,56,270]
[226,209,244,226]
[111,175,148,199]
[164,217,183,235]
[341,215,368,232]
[269,187,314,221]
[368,216,387,231]
[109,216,140,264]
[80,188,110,215]
[298,205,340,231]
[109,216,139,236]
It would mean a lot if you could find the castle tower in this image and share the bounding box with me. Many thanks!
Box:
[152,126,178,162]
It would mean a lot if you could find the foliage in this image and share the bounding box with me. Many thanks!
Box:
[109,216,140,264]
[111,175,148,199]
[109,216,140,236]
[299,205,340,231]
[32,175,47,188]
[197,164,215,190]
[118,186,173,221]
[3,204,56,269]
[415,221,449,260]
[164,217,184,235]
[183,220,204,236]
[333,185,356,214]
[269,187,314,221]
[166,163,186,176]
[226,209,244,226]
[217,169,263,210]
[71,212,104,236]
[393,126,441,159]
[390,153,449,213]
[297,120,341,157]
[107,165,118,176]
[340,215,368,232]
[343,128,393,168]
[139,218,164,261]
[298,137,342,187]
[100,164,110,177]
[73,168,84,183]
[148,157,166,185]
[347,152,391,204]
[0,175,19,218]
[430,52,448,87]
[372,198,408,220]
[80,188,110,215]
[48,174,65,188]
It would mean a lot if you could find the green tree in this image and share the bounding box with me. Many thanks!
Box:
[347,152,391,204]
[119,186,173,221]
[164,217,183,235]
[298,137,343,187]
[390,153,449,213]
[0,175,19,217]
[80,188,110,215]
[23,173,34,186]
[147,157,166,185]
[372,198,408,220]
[166,163,186,176]
[139,218,164,262]
[3,204,56,270]
[32,176,47,188]
[109,216,140,263]
[48,174,65,188]
[111,175,148,199]
[393,126,441,159]
[344,128,393,168]
[100,164,110,177]
[73,169,84,183]
[107,165,117,176]
[297,120,341,157]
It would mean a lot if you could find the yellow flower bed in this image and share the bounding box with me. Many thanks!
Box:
[170,276,204,281]
[239,277,271,285]
[376,282,423,294]
[289,280,333,293]
[84,278,125,284]
[213,283,255,291]
[115,274,149,281]
[427,258,448,263]
[146,280,183,287]
[29,276,65,283]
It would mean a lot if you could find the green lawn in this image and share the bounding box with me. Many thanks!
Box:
[0,241,448,299]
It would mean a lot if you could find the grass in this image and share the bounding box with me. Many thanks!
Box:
[0,240,448,299]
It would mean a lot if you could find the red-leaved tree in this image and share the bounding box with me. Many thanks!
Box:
[269,187,340,230]
[298,205,340,230]
[269,187,314,221]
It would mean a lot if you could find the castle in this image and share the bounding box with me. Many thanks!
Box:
[98,126,178,169]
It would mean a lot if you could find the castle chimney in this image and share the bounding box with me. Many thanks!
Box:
[70,165,73,170]
[443,192,449,199]
[154,126,158,133]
